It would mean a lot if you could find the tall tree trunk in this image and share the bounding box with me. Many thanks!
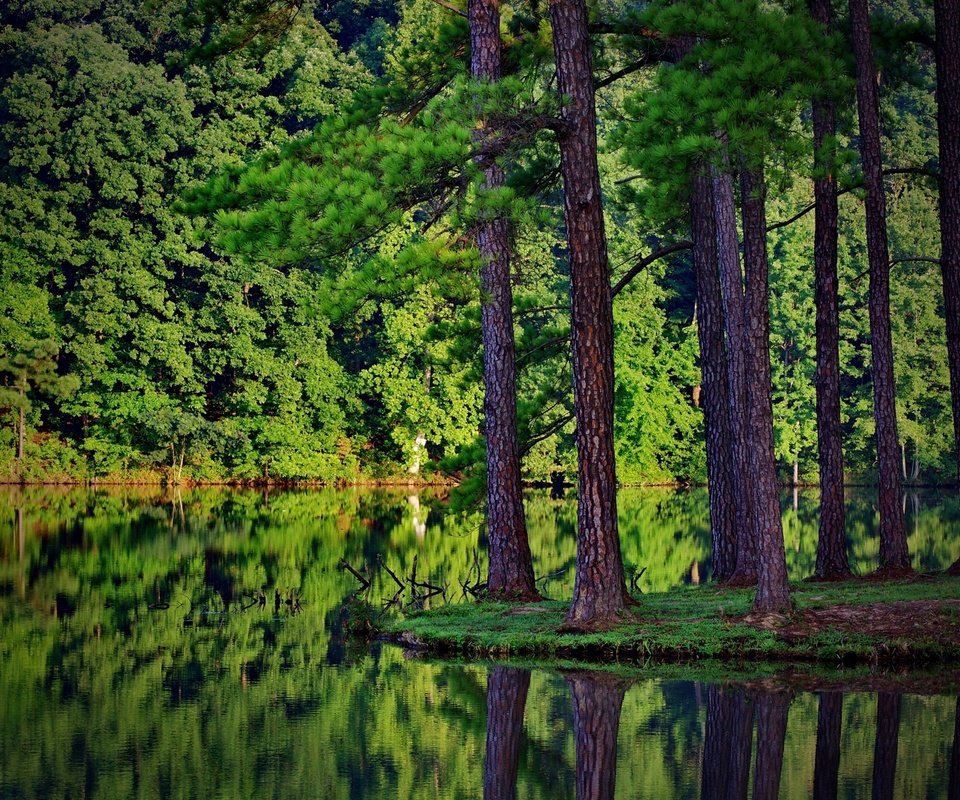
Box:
[713,158,757,585]
[814,692,843,800]
[470,0,540,601]
[566,673,626,800]
[740,167,791,613]
[871,693,901,800]
[935,0,960,488]
[809,0,852,581]
[752,691,791,800]
[16,402,25,461]
[549,0,629,627]
[690,167,737,582]
[935,0,960,576]
[849,0,910,573]
[484,667,530,800]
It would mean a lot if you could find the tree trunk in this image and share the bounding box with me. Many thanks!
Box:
[470,0,540,601]
[484,667,530,800]
[17,402,25,462]
[566,672,626,800]
[690,167,737,582]
[814,692,843,800]
[752,691,791,800]
[740,167,791,613]
[849,0,910,573]
[549,0,629,627]
[713,158,757,585]
[935,0,960,488]
[871,693,901,800]
[809,0,852,580]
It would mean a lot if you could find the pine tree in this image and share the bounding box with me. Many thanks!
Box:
[549,0,630,628]
[849,0,910,574]
[470,0,539,600]
[808,0,851,580]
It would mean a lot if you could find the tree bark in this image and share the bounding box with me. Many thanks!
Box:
[740,166,791,613]
[690,168,737,582]
[935,0,960,489]
[752,690,791,800]
[813,692,843,800]
[809,0,852,581]
[849,0,910,573]
[484,667,530,800]
[566,672,626,800]
[713,158,757,585]
[549,0,629,627]
[470,0,540,601]
[871,693,901,800]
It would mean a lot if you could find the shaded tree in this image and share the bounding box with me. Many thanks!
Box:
[809,0,851,580]
[849,0,910,573]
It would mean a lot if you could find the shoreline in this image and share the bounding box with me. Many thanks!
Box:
[384,575,960,669]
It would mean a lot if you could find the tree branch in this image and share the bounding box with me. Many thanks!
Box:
[611,240,692,297]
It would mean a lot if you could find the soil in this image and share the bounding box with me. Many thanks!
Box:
[745,599,960,647]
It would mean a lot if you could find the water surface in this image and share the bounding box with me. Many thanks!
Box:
[1,486,958,798]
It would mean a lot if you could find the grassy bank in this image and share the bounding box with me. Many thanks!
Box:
[387,575,960,666]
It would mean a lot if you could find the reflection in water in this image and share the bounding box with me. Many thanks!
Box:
[483,667,530,800]
[872,693,901,800]
[2,487,960,799]
[753,690,791,800]
[701,686,754,800]
[813,692,843,800]
[567,673,627,800]
[951,697,960,800]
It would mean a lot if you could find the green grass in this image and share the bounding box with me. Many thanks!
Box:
[385,575,960,667]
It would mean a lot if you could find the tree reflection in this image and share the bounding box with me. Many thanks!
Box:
[566,672,628,800]
[872,693,901,800]
[813,692,843,800]
[701,686,754,800]
[483,667,530,800]
[752,690,791,800]
[950,696,960,800]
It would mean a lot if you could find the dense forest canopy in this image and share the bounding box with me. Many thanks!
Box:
[0,0,951,489]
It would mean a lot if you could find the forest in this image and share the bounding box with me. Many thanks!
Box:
[0,0,953,491]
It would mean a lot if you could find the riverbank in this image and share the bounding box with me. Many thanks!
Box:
[387,574,960,666]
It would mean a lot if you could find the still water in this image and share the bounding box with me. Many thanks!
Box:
[1,486,958,799]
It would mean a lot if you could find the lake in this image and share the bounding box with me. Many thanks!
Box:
[1,485,958,798]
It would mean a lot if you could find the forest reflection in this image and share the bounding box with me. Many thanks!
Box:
[482,670,959,800]
[2,486,959,798]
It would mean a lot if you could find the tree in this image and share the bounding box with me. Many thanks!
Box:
[751,690,790,800]
[934,0,960,486]
[549,0,630,628]
[689,167,737,581]
[808,0,852,579]
[849,0,910,573]
[470,0,539,601]
[739,165,791,612]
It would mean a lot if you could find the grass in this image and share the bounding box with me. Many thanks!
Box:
[384,574,960,667]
